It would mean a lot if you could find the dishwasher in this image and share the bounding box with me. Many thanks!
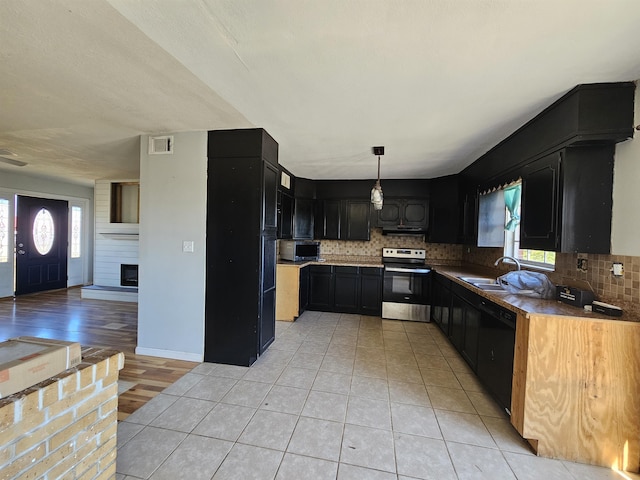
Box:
[475,297,516,416]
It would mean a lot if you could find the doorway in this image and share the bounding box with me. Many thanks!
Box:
[15,195,69,295]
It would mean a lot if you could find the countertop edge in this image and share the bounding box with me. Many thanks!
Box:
[433,266,639,323]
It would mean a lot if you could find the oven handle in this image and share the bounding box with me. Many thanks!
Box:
[384,267,431,274]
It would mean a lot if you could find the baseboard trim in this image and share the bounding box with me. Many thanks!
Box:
[135,346,203,363]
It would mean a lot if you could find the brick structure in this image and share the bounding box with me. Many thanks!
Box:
[0,347,124,480]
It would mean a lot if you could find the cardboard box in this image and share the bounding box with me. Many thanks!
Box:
[0,337,82,398]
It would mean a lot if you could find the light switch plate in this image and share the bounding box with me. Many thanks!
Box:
[182,240,194,253]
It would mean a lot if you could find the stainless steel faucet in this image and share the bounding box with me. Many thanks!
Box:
[494,256,521,271]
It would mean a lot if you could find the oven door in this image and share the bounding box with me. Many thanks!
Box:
[382,266,431,321]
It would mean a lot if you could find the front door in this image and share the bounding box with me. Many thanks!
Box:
[15,196,68,295]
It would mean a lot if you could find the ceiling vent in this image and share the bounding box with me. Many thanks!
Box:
[148,135,174,155]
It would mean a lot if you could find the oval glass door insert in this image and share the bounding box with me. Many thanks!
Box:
[33,208,55,255]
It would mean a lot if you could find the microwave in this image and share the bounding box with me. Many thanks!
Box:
[280,240,320,262]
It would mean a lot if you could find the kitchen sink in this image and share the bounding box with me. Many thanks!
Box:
[475,283,507,292]
[458,276,497,285]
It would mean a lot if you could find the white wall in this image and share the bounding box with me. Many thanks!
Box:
[137,131,208,361]
[93,180,139,287]
[612,81,640,256]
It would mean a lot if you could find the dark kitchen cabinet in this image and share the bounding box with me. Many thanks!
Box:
[449,288,465,352]
[334,266,360,313]
[293,198,314,239]
[315,199,371,241]
[316,200,341,240]
[462,305,481,372]
[298,265,310,315]
[430,272,452,335]
[520,152,559,251]
[309,265,334,310]
[459,185,478,245]
[376,198,428,229]
[360,267,383,316]
[308,264,383,315]
[520,145,615,253]
[344,200,371,240]
[205,128,278,367]
[429,176,460,244]
[277,191,293,239]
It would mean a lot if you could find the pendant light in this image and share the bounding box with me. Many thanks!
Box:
[371,146,384,210]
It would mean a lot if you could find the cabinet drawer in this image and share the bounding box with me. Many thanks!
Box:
[361,267,382,276]
[334,266,359,275]
[309,265,333,274]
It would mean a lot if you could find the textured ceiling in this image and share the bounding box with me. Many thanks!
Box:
[1,0,640,186]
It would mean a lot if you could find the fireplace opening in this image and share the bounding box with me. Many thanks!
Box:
[120,264,138,287]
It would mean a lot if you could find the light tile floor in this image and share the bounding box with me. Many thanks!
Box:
[116,311,639,480]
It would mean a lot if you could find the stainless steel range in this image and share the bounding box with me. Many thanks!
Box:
[382,248,431,322]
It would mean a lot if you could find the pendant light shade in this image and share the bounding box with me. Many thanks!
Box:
[371,146,384,210]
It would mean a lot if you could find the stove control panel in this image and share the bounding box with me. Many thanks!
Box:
[382,248,426,260]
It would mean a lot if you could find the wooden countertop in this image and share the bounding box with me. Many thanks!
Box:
[433,265,639,323]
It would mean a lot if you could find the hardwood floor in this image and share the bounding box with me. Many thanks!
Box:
[0,287,198,421]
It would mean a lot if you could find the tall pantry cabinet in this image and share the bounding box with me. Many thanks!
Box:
[205,129,279,366]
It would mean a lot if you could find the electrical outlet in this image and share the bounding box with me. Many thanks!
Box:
[612,262,624,276]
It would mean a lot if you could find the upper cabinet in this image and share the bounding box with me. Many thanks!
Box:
[377,198,428,229]
[315,199,371,241]
[293,197,314,239]
[521,145,615,253]
[277,191,293,239]
[463,83,635,188]
[428,176,459,243]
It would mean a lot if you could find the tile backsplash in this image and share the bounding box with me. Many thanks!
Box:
[319,228,464,265]
[463,246,640,317]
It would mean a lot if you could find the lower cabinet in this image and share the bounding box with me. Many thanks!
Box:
[309,265,382,315]
[334,266,360,313]
[432,272,516,413]
[360,267,383,316]
[449,283,481,371]
[430,272,452,335]
[309,265,334,310]
[298,265,310,314]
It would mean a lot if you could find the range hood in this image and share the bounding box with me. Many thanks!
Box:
[382,225,427,236]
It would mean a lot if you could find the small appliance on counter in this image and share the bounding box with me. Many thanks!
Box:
[280,240,320,262]
[556,285,595,307]
[591,301,623,317]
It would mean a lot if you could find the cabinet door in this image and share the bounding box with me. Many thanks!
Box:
[334,266,360,313]
[430,275,443,326]
[263,162,279,231]
[449,293,465,351]
[461,303,480,371]
[460,188,478,245]
[403,199,428,227]
[321,200,341,239]
[520,152,560,251]
[299,266,310,314]
[344,200,371,240]
[360,267,382,316]
[277,192,293,239]
[309,265,334,310]
[376,199,402,227]
[293,198,314,239]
